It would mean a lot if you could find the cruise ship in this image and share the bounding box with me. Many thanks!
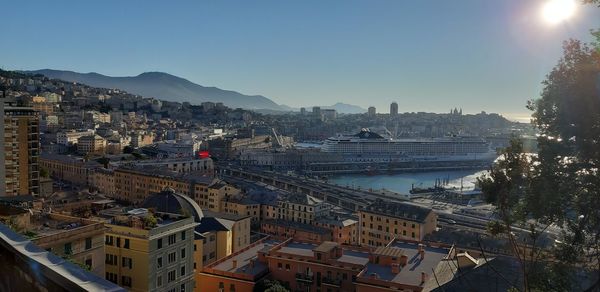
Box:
[322,129,497,163]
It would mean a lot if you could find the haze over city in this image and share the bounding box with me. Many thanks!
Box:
[2,0,600,121]
[1,1,600,291]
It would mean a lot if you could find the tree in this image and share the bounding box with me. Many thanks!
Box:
[96,157,110,168]
[478,37,600,291]
[123,145,134,154]
[254,279,289,292]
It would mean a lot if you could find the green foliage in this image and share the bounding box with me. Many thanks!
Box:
[144,215,157,228]
[254,279,289,292]
[123,145,134,154]
[39,167,49,178]
[480,35,600,291]
[96,156,110,168]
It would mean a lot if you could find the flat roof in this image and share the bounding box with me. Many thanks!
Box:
[277,242,316,257]
[360,241,449,287]
[211,239,280,276]
[337,249,370,266]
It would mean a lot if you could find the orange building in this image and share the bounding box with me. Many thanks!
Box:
[265,240,371,292]
[314,216,358,245]
[197,237,280,292]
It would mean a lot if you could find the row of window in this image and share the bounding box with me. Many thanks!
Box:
[157,231,186,249]
[105,273,131,288]
[105,235,130,248]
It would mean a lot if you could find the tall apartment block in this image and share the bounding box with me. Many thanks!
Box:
[0,100,40,197]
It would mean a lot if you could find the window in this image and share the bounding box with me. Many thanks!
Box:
[85,258,92,269]
[168,234,176,245]
[411,232,415,238]
[412,223,416,229]
[285,264,290,271]
[181,283,186,292]
[64,242,72,255]
[229,284,236,292]
[168,252,176,263]
[116,237,120,247]
[210,235,215,242]
[121,276,132,287]
[181,231,186,240]
[122,257,132,269]
[202,255,207,262]
[85,237,92,250]
[180,265,186,276]
[277,262,282,270]
[105,235,114,246]
[157,275,162,287]
[209,252,215,259]
[181,248,186,259]
[157,257,163,268]
[194,244,197,251]
[168,270,176,282]
[124,238,130,249]
[158,238,163,249]
[106,272,118,284]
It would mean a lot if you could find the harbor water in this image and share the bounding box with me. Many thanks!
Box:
[329,169,487,194]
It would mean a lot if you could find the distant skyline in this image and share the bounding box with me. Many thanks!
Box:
[2,1,599,121]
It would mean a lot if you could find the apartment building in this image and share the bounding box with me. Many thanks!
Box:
[1,106,40,196]
[276,194,331,224]
[40,153,102,186]
[358,199,437,247]
[314,216,359,245]
[29,213,107,277]
[77,134,107,155]
[102,207,197,292]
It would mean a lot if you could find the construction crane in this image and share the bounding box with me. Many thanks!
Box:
[271,128,286,148]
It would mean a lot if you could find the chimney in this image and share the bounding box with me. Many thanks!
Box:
[420,249,425,260]
[418,243,424,252]
[421,271,428,284]
[391,263,400,274]
[232,259,237,269]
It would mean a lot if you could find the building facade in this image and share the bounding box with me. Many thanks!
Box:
[358,199,437,246]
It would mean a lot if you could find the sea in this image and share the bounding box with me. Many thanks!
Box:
[328,169,488,194]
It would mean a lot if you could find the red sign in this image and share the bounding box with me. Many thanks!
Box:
[198,151,210,159]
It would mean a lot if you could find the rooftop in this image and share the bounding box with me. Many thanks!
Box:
[362,199,434,223]
[0,223,124,291]
[359,241,450,288]
[262,219,330,235]
[210,239,280,276]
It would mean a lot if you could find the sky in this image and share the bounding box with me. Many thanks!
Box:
[2,1,599,121]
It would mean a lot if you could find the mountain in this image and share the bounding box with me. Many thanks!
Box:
[26,69,283,110]
[320,103,366,114]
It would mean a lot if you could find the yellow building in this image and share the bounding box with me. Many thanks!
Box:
[113,163,219,204]
[103,206,197,292]
[358,199,437,247]
[276,194,331,224]
[91,168,115,196]
[77,134,107,155]
[40,153,102,186]
[201,181,240,212]
[220,198,261,224]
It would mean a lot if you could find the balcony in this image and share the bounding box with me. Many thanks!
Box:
[295,273,314,283]
[322,277,342,287]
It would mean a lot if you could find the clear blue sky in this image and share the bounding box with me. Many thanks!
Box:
[2,1,599,120]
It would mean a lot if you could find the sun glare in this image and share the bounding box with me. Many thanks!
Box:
[542,0,576,24]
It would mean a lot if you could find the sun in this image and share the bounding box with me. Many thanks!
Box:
[542,0,576,24]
